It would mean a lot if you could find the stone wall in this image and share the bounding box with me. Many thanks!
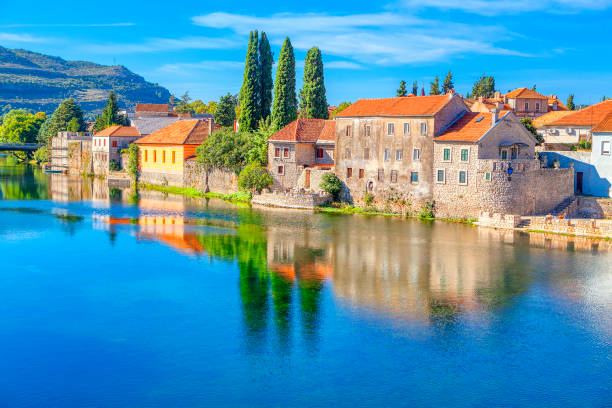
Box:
[576,197,612,218]
[528,216,612,238]
[183,160,238,193]
[139,170,183,187]
[295,167,334,193]
[67,140,92,175]
[252,191,330,209]
[539,150,610,197]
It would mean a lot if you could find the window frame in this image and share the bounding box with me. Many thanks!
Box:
[420,122,427,135]
[485,172,491,181]
[387,123,395,136]
[458,170,468,185]
[403,122,410,135]
[364,148,370,160]
[277,165,284,175]
[347,167,353,178]
[460,148,470,162]
[396,149,403,161]
[436,169,446,184]
[377,169,384,181]
[359,169,364,179]
[365,125,371,137]
[384,148,391,161]
[346,125,351,136]
[274,147,280,158]
[602,140,611,155]
[413,148,421,161]
[410,172,419,183]
[316,148,324,159]
[390,170,398,183]
[442,147,452,162]
[283,147,290,158]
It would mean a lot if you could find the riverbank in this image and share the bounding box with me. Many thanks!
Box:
[139,183,252,204]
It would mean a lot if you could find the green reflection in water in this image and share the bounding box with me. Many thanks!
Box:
[0,156,49,200]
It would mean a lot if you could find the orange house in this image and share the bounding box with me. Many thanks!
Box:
[135,119,213,186]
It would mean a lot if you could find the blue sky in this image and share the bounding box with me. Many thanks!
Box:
[1,0,611,106]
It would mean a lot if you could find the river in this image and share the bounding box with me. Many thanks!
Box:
[0,156,611,407]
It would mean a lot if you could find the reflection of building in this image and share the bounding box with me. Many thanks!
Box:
[49,173,93,202]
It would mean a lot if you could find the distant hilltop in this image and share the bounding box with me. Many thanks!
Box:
[0,45,172,117]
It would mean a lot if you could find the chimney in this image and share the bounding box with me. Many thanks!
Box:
[492,108,499,126]
[208,118,214,134]
[478,96,484,102]
[494,91,501,100]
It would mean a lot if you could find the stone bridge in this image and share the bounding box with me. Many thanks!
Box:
[0,143,42,152]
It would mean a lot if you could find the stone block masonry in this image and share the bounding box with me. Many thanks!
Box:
[252,191,331,209]
[183,160,238,194]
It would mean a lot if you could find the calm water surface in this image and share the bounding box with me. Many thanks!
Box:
[1,156,611,407]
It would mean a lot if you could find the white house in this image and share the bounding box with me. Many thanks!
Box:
[590,112,612,197]
[542,100,612,145]
[92,126,141,175]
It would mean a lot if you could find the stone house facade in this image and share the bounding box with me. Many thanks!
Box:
[51,131,92,173]
[92,126,141,175]
[267,119,335,192]
[334,94,468,206]
[504,88,550,119]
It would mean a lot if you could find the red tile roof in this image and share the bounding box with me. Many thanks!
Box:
[135,103,169,113]
[547,96,568,111]
[135,119,211,145]
[335,94,454,117]
[505,88,547,100]
[94,125,140,137]
[592,111,612,132]
[547,100,612,127]
[532,111,573,128]
[436,112,499,142]
[268,119,335,143]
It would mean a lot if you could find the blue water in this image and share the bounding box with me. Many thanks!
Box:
[0,161,611,407]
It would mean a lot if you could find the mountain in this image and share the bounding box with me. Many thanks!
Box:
[0,45,172,118]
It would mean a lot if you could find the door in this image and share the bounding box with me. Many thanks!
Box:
[576,172,583,194]
[305,169,311,189]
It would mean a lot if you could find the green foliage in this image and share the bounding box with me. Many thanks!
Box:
[93,91,128,132]
[412,81,418,96]
[472,74,496,98]
[300,47,328,119]
[247,121,274,165]
[259,32,274,122]
[271,37,298,130]
[127,143,139,181]
[175,91,192,113]
[397,80,407,97]
[418,202,435,219]
[364,193,374,206]
[66,117,80,132]
[33,146,49,163]
[429,76,441,95]
[319,172,343,199]
[214,93,237,127]
[109,160,121,172]
[196,129,247,173]
[330,102,352,118]
[532,84,537,91]
[520,118,543,144]
[238,162,273,193]
[442,70,454,94]
[39,98,85,144]
[239,31,261,132]
[0,109,46,143]
[566,94,576,111]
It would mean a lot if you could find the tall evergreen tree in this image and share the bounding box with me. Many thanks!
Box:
[566,94,576,111]
[472,74,496,98]
[271,38,297,130]
[429,76,441,95]
[258,32,273,122]
[412,81,418,96]
[397,80,407,97]
[38,98,85,144]
[214,93,237,127]
[299,47,328,119]
[94,91,127,131]
[532,84,537,91]
[420,84,425,96]
[442,70,454,94]
[239,30,260,132]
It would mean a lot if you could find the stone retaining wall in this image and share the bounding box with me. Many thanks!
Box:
[528,216,612,237]
[252,191,330,209]
[183,160,238,193]
[576,197,612,219]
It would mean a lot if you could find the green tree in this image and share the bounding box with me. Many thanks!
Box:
[196,128,250,174]
[412,81,418,96]
[214,93,237,127]
[0,110,46,143]
[67,117,80,132]
[259,32,274,122]
[429,76,441,95]
[238,162,273,193]
[442,70,454,94]
[566,94,576,111]
[245,121,274,165]
[520,118,543,144]
[532,84,537,91]
[330,102,352,118]
[239,30,261,132]
[175,91,193,114]
[93,91,127,132]
[397,80,407,97]
[127,142,139,181]
[472,74,496,98]
[39,98,85,144]
[319,172,343,200]
[271,37,297,130]
[33,146,50,163]
[299,47,328,119]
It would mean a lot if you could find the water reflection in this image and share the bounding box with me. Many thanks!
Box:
[0,156,50,200]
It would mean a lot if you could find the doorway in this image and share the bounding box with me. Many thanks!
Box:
[576,172,583,194]
[305,169,310,189]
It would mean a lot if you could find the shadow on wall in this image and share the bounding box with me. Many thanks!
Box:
[540,152,611,198]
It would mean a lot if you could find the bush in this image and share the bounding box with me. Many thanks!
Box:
[33,146,49,163]
[319,172,343,199]
[364,193,374,206]
[109,160,121,171]
[238,163,273,193]
[127,143,139,180]
[418,201,435,219]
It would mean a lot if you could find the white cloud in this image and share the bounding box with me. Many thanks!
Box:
[157,60,244,74]
[398,0,612,15]
[325,61,365,70]
[84,36,241,54]
[0,32,46,43]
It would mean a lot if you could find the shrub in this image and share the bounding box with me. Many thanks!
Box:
[418,201,435,219]
[127,143,139,181]
[364,193,374,206]
[319,172,343,199]
[109,160,121,171]
[33,146,49,163]
[238,163,273,193]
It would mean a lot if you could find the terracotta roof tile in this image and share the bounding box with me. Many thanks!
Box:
[547,96,568,111]
[135,119,211,145]
[547,100,612,127]
[94,125,140,137]
[592,111,612,132]
[268,119,335,143]
[436,112,497,142]
[505,88,547,99]
[135,103,169,113]
[532,111,574,128]
[335,94,454,117]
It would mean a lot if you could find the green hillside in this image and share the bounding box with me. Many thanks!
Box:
[0,45,172,118]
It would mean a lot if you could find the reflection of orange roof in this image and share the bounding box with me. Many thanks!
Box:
[505,88,547,99]
[336,94,453,117]
[135,119,211,145]
[592,111,612,132]
[270,261,333,282]
[268,119,335,143]
[94,125,140,137]
[548,100,612,127]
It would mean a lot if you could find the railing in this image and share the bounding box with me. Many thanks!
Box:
[0,143,42,151]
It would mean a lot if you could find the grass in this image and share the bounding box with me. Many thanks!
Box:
[525,228,611,240]
[316,204,400,217]
[204,191,252,204]
[140,183,252,204]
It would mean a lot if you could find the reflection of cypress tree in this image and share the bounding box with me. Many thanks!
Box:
[239,257,269,349]
[270,272,293,349]
[299,279,323,348]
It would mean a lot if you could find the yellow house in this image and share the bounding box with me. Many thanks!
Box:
[135,119,213,186]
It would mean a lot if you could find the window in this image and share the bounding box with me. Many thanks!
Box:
[391,170,398,183]
[387,123,395,135]
[396,149,403,161]
[384,148,391,161]
[365,125,371,136]
[602,141,611,155]
[420,122,427,135]
[316,148,324,158]
[172,151,176,164]
[378,169,384,181]
[359,169,364,178]
[524,102,529,111]
[345,148,351,159]
[346,125,351,136]
[436,169,445,183]
[460,148,469,162]
[103,139,106,147]
[485,172,491,181]
[458,170,467,185]
[144,150,148,162]
[411,172,419,183]
[112,141,117,148]
[347,168,353,178]
[501,150,508,160]
[283,148,290,158]
[443,148,451,162]
[404,122,410,135]
[413,148,421,161]
[278,165,284,174]
[162,151,166,163]
[153,150,157,163]
[275,147,280,158]
[535,102,540,111]
[364,148,370,160]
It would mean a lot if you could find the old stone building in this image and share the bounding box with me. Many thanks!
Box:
[504,88,550,119]
[92,126,140,175]
[267,118,335,191]
[334,93,468,205]
[542,99,612,145]
[50,131,92,173]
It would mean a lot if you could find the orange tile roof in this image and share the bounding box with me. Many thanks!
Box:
[135,119,211,145]
[436,112,498,142]
[547,100,612,127]
[547,97,568,111]
[335,94,454,117]
[592,111,612,132]
[268,119,335,143]
[505,88,547,99]
[532,111,574,128]
[94,125,140,137]
[135,103,169,113]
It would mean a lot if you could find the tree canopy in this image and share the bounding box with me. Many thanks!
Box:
[300,47,328,119]
[259,32,274,122]
[429,76,441,95]
[442,70,454,94]
[0,110,46,143]
[472,74,496,98]
[214,93,237,127]
[566,94,576,111]
[38,98,85,144]
[93,91,128,132]
[330,102,352,118]
[271,37,297,130]
[397,80,407,97]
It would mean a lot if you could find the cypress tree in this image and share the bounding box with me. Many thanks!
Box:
[271,37,297,130]
[397,80,407,97]
[300,47,328,119]
[239,30,260,132]
[214,93,237,127]
[258,32,273,122]
[412,81,418,96]
[94,91,126,131]
[442,70,454,94]
[430,76,440,95]
[39,98,85,143]
[566,94,576,111]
